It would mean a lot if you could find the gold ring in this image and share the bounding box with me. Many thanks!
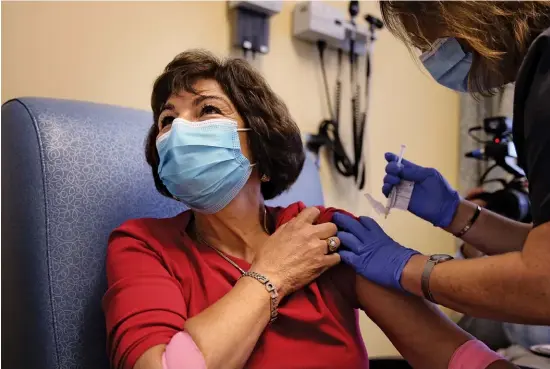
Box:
[327,237,339,253]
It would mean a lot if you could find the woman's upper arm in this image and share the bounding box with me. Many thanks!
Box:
[133,345,166,369]
[355,275,474,369]
[103,224,187,369]
[315,207,361,308]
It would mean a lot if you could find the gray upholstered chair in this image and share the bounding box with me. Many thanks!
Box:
[2,97,324,369]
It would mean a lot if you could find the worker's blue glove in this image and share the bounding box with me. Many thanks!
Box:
[382,152,460,228]
[333,213,419,291]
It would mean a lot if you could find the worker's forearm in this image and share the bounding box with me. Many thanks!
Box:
[487,361,520,369]
[184,277,271,369]
[401,226,550,324]
[445,200,531,255]
[357,276,471,369]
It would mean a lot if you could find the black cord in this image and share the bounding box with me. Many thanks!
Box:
[335,49,343,124]
[318,120,354,177]
[468,126,486,143]
[349,30,360,183]
[331,47,354,176]
[355,85,363,187]
[355,16,383,190]
[349,39,356,82]
[353,30,370,190]
[479,163,498,186]
[306,41,354,177]
[355,42,373,190]
[317,41,334,121]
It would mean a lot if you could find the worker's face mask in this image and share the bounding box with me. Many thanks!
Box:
[156,118,254,214]
[420,38,473,92]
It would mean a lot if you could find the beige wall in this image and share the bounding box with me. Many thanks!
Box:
[2,0,460,358]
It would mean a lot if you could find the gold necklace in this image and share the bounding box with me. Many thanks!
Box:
[195,207,269,275]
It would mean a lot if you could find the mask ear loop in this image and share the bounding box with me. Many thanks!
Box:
[419,38,449,62]
[156,130,170,144]
[236,127,256,167]
[242,128,270,187]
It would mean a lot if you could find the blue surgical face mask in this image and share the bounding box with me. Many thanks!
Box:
[420,38,473,92]
[156,117,254,214]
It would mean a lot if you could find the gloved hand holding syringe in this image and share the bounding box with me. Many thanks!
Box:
[384,144,407,217]
[365,144,414,218]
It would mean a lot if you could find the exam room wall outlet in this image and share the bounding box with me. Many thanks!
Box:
[293,1,368,55]
[228,1,282,54]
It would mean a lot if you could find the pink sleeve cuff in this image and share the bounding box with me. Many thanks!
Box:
[449,339,504,369]
[162,331,207,369]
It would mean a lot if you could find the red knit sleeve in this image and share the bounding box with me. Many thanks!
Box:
[318,206,360,309]
[102,222,187,369]
[275,202,360,308]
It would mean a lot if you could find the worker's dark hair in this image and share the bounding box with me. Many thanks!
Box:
[380,1,550,95]
[146,49,305,200]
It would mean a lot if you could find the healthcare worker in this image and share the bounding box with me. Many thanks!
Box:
[333,1,550,324]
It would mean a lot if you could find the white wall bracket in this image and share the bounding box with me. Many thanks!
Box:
[293,1,368,55]
[228,1,282,55]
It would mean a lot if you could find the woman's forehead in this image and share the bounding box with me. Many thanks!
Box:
[189,79,224,94]
[165,79,228,106]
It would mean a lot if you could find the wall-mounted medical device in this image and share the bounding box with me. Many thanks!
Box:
[293,1,368,55]
[228,1,282,56]
[298,0,385,191]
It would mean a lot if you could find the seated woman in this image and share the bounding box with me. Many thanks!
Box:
[103,50,515,369]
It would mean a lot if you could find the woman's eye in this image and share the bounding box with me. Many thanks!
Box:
[200,104,222,116]
[160,116,175,128]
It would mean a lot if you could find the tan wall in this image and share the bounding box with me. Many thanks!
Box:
[2,0,460,358]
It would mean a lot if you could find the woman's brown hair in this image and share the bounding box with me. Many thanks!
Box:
[146,50,305,201]
[380,1,550,94]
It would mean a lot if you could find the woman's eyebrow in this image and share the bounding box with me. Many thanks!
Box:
[160,103,175,115]
[192,95,227,107]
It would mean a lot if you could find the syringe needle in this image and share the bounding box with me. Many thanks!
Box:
[397,144,407,166]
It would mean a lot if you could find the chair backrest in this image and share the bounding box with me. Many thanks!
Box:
[1,97,324,369]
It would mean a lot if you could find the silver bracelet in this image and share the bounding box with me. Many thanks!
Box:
[454,205,482,238]
[240,271,279,323]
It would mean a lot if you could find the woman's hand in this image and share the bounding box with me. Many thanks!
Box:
[251,207,341,298]
[332,213,419,291]
[179,208,339,369]
[383,152,460,228]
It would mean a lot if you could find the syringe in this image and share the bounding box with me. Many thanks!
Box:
[397,144,406,167]
[385,144,407,218]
